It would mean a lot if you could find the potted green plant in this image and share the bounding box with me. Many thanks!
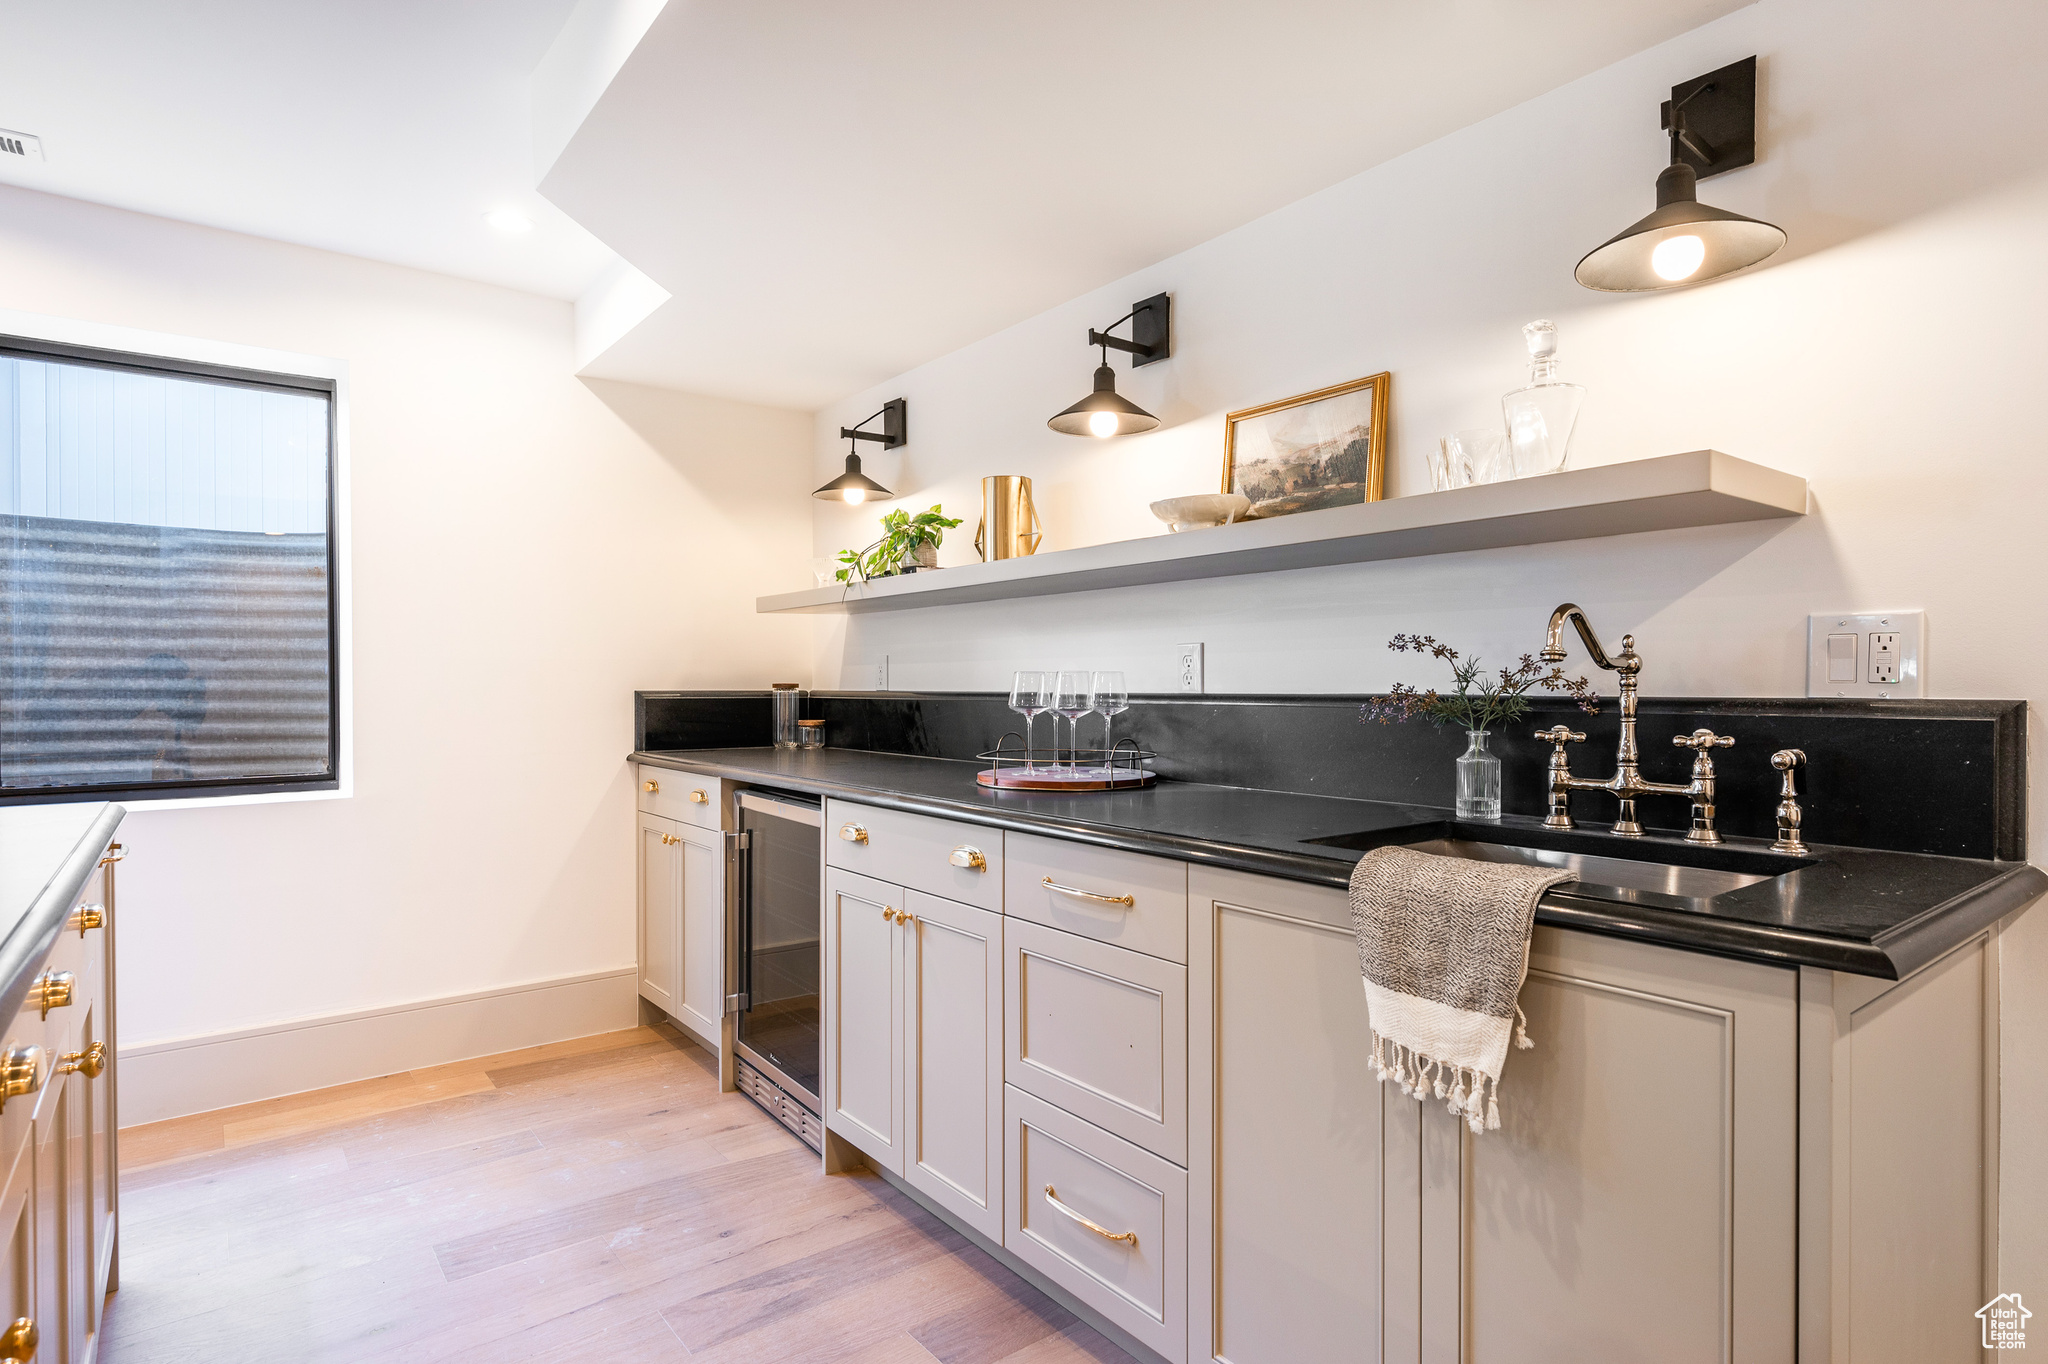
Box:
[1364,634,1598,820]
[835,505,965,582]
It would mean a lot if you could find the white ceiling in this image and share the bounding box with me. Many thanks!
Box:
[0,0,613,301]
[545,0,1750,409]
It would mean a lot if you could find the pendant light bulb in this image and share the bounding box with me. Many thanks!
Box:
[843,487,866,505]
[1651,234,1707,281]
[1087,410,1119,438]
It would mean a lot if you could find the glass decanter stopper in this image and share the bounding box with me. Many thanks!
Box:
[1501,319,1585,477]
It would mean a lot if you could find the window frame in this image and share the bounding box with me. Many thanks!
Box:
[0,332,344,806]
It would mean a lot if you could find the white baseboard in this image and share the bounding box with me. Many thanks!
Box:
[120,966,641,1125]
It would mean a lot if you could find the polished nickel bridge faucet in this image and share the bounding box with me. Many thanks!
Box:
[1535,603,1736,843]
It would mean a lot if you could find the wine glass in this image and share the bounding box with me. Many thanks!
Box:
[1009,671,1051,772]
[1089,671,1129,759]
[1052,670,1092,770]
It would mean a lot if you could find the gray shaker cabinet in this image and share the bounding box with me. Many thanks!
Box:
[1188,866,1801,1364]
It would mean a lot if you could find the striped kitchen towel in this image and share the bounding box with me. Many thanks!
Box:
[1348,845,1572,1133]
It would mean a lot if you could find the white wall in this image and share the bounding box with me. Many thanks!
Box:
[808,0,2048,1289]
[0,182,814,1115]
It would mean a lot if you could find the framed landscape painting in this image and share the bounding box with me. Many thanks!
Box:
[1222,371,1389,518]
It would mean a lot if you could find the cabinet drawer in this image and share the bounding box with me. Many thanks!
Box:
[1005,1086,1187,1363]
[638,766,721,830]
[825,799,1001,913]
[1006,918,1187,1164]
[1004,832,1187,964]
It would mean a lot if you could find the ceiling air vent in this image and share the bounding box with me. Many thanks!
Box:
[0,130,44,161]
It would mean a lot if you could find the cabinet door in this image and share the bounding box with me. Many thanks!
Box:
[637,813,682,1016]
[823,869,903,1174]
[32,1028,67,1364]
[0,1112,34,1364]
[1189,867,1405,1364]
[1425,924,1798,1364]
[900,890,1003,1241]
[673,822,726,1042]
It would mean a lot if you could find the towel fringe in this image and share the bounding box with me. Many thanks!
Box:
[1513,1005,1535,1050]
[1367,1030,1518,1133]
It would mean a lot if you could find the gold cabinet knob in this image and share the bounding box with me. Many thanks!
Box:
[880,906,894,922]
[839,824,869,844]
[71,904,105,937]
[0,1316,36,1362]
[899,911,917,927]
[689,789,709,804]
[660,833,680,846]
[27,971,72,1019]
[58,1042,107,1080]
[643,779,660,793]
[0,1047,46,1111]
[948,846,986,871]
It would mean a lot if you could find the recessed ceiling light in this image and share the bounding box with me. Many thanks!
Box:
[484,208,533,233]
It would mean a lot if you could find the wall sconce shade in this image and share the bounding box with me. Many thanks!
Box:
[1049,293,1170,438]
[813,451,894,504]
[1576,57,1784,292]
[1047,364,1161,437]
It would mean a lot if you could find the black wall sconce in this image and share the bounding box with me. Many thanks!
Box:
[813,398,905,504]
[1048,293,1170,437]
[1576,57,1785,291]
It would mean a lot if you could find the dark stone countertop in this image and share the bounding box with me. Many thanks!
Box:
[0,802,124,1024]
[632,747,2045,980]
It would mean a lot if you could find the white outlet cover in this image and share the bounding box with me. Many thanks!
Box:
[1806,611,1923,698]
[1175,642,1204,694]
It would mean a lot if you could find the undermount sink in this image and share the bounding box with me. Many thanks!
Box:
[1305,828,1814,909]
[1394,838,1776,903]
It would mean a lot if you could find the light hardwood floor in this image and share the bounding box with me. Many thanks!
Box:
[104,1024,1135,1363]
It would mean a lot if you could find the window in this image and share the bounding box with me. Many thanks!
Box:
[0,336,338,802]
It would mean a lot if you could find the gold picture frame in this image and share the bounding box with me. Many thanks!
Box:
[1222,371,1390,518]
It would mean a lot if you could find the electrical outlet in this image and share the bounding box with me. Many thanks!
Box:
[874,656,889,691]
[1175,642,1204,694]
[1807,612,1922,698]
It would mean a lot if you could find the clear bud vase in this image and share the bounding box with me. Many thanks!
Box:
[1456,730,1502,820]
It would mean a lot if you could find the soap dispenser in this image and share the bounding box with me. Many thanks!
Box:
[1501,319,1584,477]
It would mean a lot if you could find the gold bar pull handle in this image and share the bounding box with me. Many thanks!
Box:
[1041,877,1134,908]
[1043,1184,1137,1246]
[949,846,986,871]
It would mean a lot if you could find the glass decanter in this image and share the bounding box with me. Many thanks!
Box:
[1501,319,1585,477]
[1456,730,1502,821]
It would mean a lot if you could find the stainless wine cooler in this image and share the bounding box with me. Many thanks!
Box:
[730,788,823,1148]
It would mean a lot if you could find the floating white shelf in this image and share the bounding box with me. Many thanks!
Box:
[758,450,1806,616]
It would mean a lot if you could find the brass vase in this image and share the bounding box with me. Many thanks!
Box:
[974,475,1044,561]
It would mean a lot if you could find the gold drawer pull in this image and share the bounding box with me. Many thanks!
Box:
[949,846,986,871]
[0,1047,46,1111]
[27,971,73,1019]
[71,904,105,937]
[689,789,709,804]
[839,824,869,844]
[58,1042,107,1080]
[1042,877,1134,908]
[643,779,660,793]
[1,1316,36,1362]
[1043,1184,1137,1246]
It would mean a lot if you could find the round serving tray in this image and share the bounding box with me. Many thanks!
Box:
[975,766,1157,792]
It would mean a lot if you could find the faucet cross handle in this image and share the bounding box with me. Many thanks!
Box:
[1673,728,1735,752]
[1536,726,1586,831]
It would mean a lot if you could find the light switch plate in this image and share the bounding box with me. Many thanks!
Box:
[1807,612,1922,698]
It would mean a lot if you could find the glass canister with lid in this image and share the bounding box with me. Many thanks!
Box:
[771,683,804,748]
